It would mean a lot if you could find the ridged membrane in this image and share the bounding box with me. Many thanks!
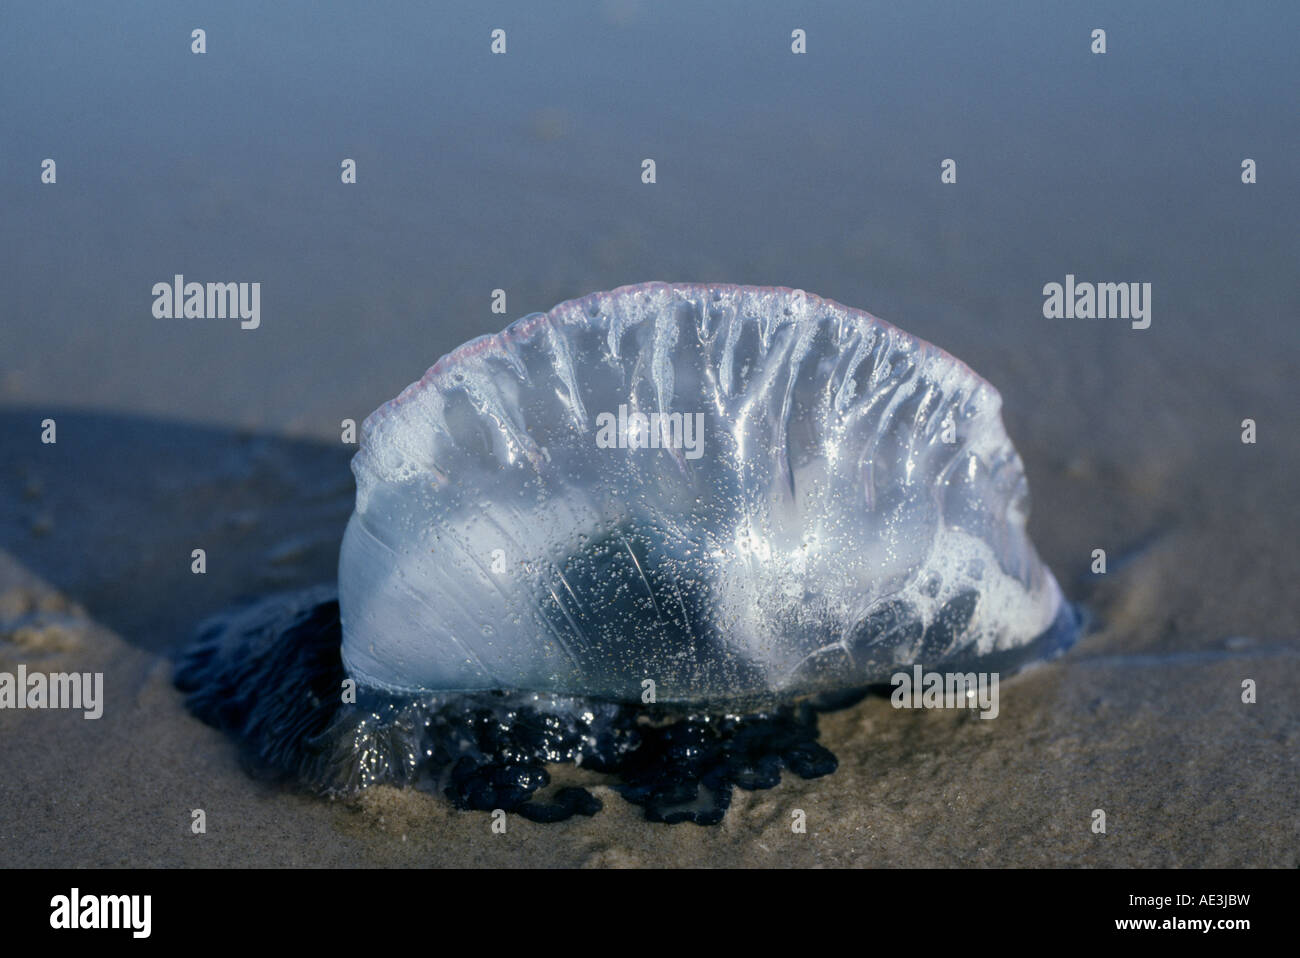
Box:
[339,282,1068,705]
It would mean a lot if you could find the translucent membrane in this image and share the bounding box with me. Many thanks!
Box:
[339,283,1073,706]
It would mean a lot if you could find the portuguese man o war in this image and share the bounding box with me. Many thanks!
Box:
[176,282,1082,825]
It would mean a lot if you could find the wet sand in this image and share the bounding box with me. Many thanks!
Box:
[1,407,1295,867]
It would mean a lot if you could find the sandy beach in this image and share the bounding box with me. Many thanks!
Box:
[1,398,1294,867]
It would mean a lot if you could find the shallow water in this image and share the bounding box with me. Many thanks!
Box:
[1,1,1297,864]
